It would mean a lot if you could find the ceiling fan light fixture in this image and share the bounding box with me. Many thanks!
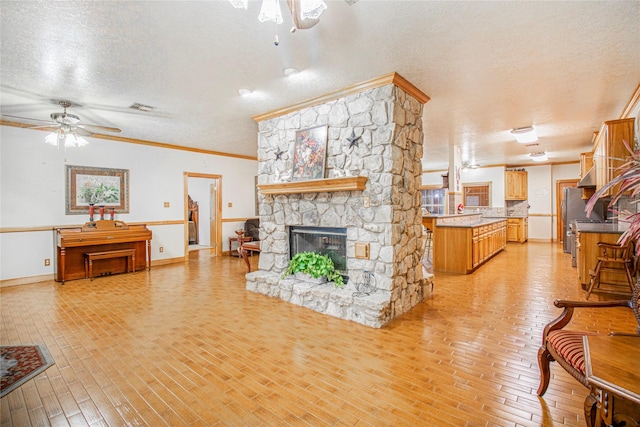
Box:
[45,131,61,146]
[530,151,548,162]
[258,0,283,24]
[300,0,327,19]
[65,133,88,147]
[510,126,538,143]
[461,162,479,171]
[228,0,248,9]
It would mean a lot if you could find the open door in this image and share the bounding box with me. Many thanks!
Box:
[184,172,222,258]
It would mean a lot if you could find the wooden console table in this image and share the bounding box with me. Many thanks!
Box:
[584,335,640,426]
[55,220,152,284]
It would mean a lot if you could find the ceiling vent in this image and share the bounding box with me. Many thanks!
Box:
[129,102,155,112]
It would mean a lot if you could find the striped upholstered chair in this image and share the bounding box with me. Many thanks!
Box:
[537,280,640,427]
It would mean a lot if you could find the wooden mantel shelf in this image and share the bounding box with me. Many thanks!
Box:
[258,176,368,195]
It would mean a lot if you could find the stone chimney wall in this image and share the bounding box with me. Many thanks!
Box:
[249,79,432,327]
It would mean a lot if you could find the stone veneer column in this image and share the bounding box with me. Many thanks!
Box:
[248,73,432,328]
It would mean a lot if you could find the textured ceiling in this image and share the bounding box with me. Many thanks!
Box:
[1,1,639,170]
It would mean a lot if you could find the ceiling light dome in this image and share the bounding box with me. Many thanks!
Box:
[511,126,538,143]
[530,152,548,162]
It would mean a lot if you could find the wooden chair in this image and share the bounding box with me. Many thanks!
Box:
[537,280,640,427]
[586,241,635,299]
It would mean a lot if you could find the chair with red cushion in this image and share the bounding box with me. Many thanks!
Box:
[537,280,640,427]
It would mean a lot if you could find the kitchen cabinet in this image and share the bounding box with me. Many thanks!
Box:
[579,151,596,199]
[507,217,528,243]
[434,219,506,274]
[505,171,528,200]
[580,151,594,177]
[593,118,635,196]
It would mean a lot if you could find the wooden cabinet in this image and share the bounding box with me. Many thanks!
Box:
[435,220,506,274]
[580,151,594,178]
[506,217,528,243]
[593,118,635,196]
[505,171,528,200]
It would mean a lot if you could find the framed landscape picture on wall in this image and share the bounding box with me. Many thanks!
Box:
[291,125,327,181]
[66,165,130,214]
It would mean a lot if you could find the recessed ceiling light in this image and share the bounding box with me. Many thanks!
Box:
[283,67,299,77]
[530,152,548,162]
[511,126,538,143]
[238,88,252,96]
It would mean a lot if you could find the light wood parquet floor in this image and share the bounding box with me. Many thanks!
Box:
[1,242,637,427]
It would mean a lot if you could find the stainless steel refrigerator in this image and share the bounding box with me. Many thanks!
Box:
[561,187,607,253]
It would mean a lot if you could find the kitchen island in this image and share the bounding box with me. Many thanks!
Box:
[430,213,507,274]
[575,222,626,288]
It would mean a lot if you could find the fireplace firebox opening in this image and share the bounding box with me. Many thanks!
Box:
[289,226,347,280]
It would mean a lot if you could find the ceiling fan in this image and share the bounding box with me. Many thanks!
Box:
[3,100,121,147]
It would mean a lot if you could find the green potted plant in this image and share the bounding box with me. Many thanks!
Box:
[282,251,345,287]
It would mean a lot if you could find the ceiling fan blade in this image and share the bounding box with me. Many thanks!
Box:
[77,123,122,133]
[74,127,94,137]
[1,114,54,125]
[24,124,59,130]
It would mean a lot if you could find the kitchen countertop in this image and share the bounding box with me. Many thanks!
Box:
[574,222,625,234]
[436,217,507,228]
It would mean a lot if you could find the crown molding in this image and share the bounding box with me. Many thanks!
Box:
[253,72,430,122]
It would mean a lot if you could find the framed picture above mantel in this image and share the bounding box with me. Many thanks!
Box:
[292,125,327,181]
[65,165,130,214]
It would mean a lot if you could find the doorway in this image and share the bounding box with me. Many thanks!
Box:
[556,179,579,245]
[185,172,222,257]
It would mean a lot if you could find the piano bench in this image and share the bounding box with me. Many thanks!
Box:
[84,249,136,280]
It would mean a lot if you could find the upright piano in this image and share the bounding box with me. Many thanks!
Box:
[54,220,152,283]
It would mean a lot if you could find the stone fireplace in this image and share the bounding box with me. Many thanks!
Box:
[246,73,433,328]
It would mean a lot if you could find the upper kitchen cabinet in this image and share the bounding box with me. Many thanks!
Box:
[505,170,528,200]
[593,118,635,196]
[580,151,594,177]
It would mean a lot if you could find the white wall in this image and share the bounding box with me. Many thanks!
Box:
[422,171,447,187]
[0,125,258,281]
[460,166,506,207]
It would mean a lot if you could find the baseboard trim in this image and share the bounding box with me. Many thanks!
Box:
[1,274,53,288]
[152,257,185,267]
[1,257,187,288]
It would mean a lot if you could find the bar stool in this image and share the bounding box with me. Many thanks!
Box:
[420,226,434,291]
[586,241,636,299]
[422,226,433,267]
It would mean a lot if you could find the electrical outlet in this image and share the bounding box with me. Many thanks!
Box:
[159,247,164,253]
[164,202,170,208]
[363,196,370,208]
[44,258,50,266]
[228,202,233,208]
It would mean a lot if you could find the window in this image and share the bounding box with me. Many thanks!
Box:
[420,187,447,215]
[463,183,491,207]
